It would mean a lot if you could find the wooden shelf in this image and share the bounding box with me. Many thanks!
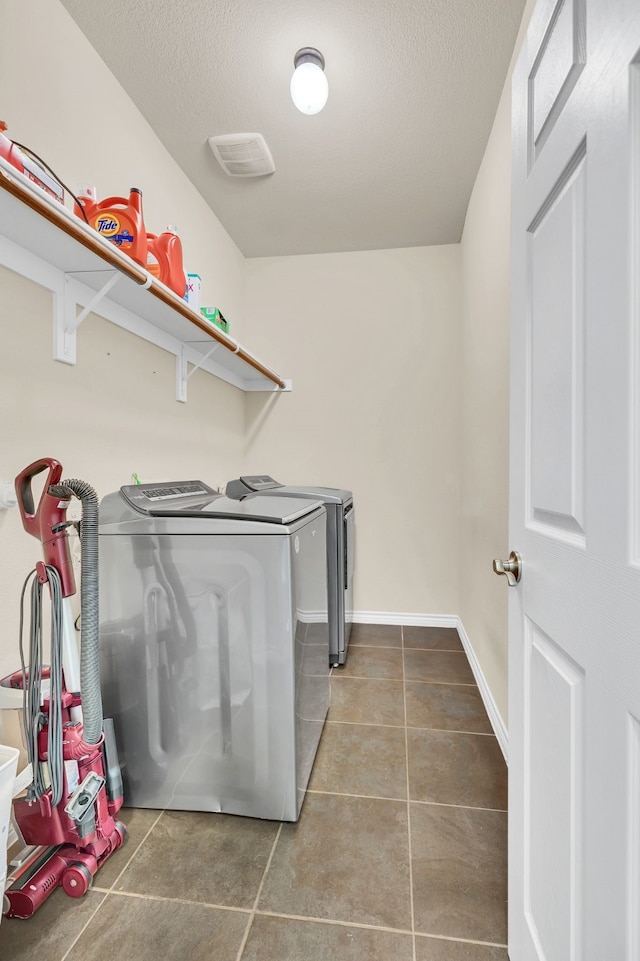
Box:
[0,157,289,396]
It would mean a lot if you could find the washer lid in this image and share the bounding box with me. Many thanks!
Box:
[125,488,322,524]
[188,494,323,524]
[226,476,352,505]
[272,485,352,506]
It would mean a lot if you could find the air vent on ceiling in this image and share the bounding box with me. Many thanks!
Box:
[208,133,275,178]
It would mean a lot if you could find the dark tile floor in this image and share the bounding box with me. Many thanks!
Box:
[0,624,509,961]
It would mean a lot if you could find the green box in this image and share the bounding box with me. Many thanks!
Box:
[200,306,229,334]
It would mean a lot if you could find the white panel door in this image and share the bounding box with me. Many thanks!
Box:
[509,0,640,959]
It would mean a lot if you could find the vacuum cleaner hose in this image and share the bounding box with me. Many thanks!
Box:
[53,479,103,745]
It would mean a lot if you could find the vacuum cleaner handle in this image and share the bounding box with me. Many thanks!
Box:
[14,457,76,597]
[15,458,64,538]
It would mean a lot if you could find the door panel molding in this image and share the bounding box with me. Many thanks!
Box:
[524,619,584,961]
[628,714,640,961]
[528,0,587,169]
[526,144,586,543]
[631,59,640,566]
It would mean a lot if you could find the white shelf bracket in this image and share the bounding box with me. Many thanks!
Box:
[54,271,122,365]
[176,343,221,403]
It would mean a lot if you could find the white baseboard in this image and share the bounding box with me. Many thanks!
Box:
[351,610,509,762]
[456,617,508,762]
[352,611,458,629]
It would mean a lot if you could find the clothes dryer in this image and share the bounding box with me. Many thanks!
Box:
[98,480,329,822]
[226,476,355,666]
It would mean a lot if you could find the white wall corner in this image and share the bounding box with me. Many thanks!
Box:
[456,617,508,762]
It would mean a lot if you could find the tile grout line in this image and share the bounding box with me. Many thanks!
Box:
[305,787,506,814]
[254,907,413,936]
[58,807,167,961]
[410,797,508,814]
[233,822,283,961]
[325,717,496,737]
[351,644,463,653]
[404,677,479,689]
[306,788,406,803]
[91,887,252,912]
[326,718,406,730]
[335,675,478,688]
[413,930,509,948]
[401,625,417,961]
[350,644,403,651]
[405,725,495,737]
[253,910,507,949]
[105,808,166,892]
[338,672,477,687]
[58,891,109,961]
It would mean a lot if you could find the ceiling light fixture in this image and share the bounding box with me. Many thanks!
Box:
[290,47,328,115]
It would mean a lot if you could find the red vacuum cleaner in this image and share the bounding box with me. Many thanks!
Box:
[1,458,125,918]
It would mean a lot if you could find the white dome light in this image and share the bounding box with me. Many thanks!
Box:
[290,48,328,115]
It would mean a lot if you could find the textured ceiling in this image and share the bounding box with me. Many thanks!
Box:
[60,0,525,258]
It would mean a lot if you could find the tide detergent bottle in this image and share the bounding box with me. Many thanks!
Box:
[146,226,186,298]
[74,187,147,266]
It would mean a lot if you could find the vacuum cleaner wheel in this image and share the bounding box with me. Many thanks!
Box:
[61,862,92,898]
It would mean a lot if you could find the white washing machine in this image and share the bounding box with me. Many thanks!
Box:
[98,480,329,822]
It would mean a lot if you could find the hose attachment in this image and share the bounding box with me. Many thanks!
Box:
[50,479,103,745]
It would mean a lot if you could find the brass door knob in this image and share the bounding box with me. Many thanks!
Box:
[493,551,522,586]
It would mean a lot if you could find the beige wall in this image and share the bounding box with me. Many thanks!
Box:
[243,246,463,616]
[0,0,247,681]
[458,0,536,729]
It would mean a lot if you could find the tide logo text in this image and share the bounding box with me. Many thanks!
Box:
[96,217,120,234]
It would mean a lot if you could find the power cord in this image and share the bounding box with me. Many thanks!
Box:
[9,138,90,225]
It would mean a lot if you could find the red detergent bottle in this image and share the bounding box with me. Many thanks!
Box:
[0,122,24,172]
[146,225,186,298]
[0,121,64,202]
[74,187,147,266]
